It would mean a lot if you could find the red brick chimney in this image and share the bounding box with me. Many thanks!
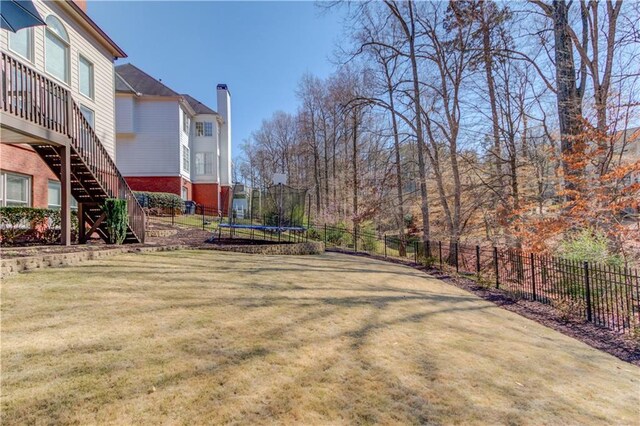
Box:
[72,0,87,12]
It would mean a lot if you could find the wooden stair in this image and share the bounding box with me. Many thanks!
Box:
[2,52,145,244]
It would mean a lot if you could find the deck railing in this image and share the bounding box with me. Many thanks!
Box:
[1,52,145,242]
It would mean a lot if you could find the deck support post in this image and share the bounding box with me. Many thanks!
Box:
[78,203,86,243]
[60,143,71,246]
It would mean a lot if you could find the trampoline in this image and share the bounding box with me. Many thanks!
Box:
[218,223,306,232]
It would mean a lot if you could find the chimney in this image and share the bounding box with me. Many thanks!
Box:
[217,84,232,186]
[72,0,88,12]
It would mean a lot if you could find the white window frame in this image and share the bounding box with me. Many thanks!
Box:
[181,186,188,200]
[195,122,204,137]
[195,152,214,176]
[44,15,70,85]
[182,111,189,134]
[182,145,190,173]
[204,122,213,137]
[47,180,78,210]
[0,172,31,207]
[80,104,95,129]
[78,54,94,99]
[8,27,34,62]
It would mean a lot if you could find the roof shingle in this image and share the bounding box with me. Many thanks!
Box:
[115,64,218,116]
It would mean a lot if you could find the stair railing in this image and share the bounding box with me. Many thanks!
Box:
[1,51,145,242]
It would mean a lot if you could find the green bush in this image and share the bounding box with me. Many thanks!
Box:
[0,207,78,244]
[558,228,623,267]
[103,199,128,245]
[359,221,378,252]
[133,191,185,211]
[326,222,353,247]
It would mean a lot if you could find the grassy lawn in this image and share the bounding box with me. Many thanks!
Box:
[1,251,639,424]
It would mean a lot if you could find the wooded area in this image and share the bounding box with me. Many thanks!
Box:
[236,0,640,265]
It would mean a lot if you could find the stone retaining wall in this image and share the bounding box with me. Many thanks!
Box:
[1,245,184,278]
[203,241,325,256]
[146,229,178,237]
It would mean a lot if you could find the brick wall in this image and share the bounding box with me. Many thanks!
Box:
[0,144,58,207]
[125,176,192,200]
[192,183,220,210]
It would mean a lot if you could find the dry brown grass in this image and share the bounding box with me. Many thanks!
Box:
[1,250,639,425]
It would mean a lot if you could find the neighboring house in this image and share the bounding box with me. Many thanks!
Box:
[231,183,250,219]
[114,64,232,214]
[0,1,145,244]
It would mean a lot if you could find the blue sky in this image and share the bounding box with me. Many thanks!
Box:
[88,1,346,159]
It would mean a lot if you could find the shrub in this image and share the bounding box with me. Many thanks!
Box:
[326,222,353,247]
[558,228,623,267]
[359,221,378,252]
[0,207,78,244]
[133,191,185,213]
[103,199,128,244]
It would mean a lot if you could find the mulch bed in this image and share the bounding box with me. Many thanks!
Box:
[328,248,640,367]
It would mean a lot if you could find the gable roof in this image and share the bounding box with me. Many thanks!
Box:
[115,64,219,116]
[63,1,127,58]
[115,72,136,94]
[182,94,218,116]
[115,64,179,97]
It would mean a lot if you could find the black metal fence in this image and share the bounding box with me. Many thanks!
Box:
[147,212,640,334]
[307,223,640,334]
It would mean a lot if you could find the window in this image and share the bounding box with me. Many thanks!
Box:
[78,55,94,99]
[80,105,95,128]
[204,122,213,136]
[9,28,33,61]
[182,145,190,173]
[0,172,30,206]
[45,15,70,83]
[47,180,77,209]
[182,111,189,133]
[195,152,214,175]
[181,186,188,200]
[195,122,204,137]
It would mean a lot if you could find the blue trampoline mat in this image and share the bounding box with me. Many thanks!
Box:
[218,223,306,232]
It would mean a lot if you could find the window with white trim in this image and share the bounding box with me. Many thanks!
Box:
[9,28,33,62]
[181,186,188,200]
[47,180,78,209]
[0,172,31,206]
[45,15,70,83]
[204,122,213,136]
[195,122,204,137]
[78,55,94,99]
[195,152,214,175]
[182,111,189,133]
[182,145,190,173]
[80,105,95,129]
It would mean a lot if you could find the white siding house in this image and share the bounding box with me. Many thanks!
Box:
[114,64,232,210]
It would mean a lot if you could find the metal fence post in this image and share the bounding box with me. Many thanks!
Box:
[171,206,175,226]
[439,241,443,269]
[584,261,593,322]
[476,245,481,279]
[384,235,387,258]
[324,224,327,245]
[531,252,537,301]
[414,241,418,263]
[455,242,459,273]
[354,228,358,252]
[202,205,205,230]
[493,247,499,289]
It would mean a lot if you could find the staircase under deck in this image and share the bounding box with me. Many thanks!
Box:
[1,51,145,245]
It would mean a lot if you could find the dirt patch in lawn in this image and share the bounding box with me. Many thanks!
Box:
[2,250,639,425]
